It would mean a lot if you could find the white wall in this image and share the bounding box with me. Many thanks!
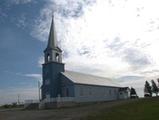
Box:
[74,84,119,102]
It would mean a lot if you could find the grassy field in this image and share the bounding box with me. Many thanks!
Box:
[85,97,159,120]
[0,97,159,120]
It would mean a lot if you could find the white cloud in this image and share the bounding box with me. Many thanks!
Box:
[3,71,42,82]
[31,0,96,42]
[16,14,27,28]
[31,0,159,96]
[24,74,42,81]
[38,56,44,67]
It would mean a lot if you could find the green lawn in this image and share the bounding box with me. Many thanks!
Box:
[85,97,159,120]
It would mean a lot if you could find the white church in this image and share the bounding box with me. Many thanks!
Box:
[39,16,130,108]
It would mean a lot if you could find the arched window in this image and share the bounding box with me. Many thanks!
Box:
[47,54,51,62]
[55,53,59,62]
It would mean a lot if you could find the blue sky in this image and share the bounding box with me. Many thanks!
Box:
[0,0,46,104]
[1,0,159,104]
[0,0,96,104]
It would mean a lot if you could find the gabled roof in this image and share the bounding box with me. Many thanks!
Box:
[61,71,122,88]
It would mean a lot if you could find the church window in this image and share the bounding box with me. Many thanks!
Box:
[114,89,116,94]
[109,89,111,95]
[89,88,92,95]
[66,88,69,97]
[63,87,69,97]
[80,87,84,96]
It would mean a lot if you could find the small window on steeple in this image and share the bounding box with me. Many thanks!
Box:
[47,54,51,62]
[56,53,59,62]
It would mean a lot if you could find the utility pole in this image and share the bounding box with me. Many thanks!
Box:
[17,94,20,105]
[38,80,41,102]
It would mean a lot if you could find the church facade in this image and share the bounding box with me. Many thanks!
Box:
[40,17,129,108]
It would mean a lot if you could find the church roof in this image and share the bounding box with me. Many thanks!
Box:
[61,71,122,88]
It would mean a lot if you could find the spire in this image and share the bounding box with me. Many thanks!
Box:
[44,13,62,63]
[47,14,57,49]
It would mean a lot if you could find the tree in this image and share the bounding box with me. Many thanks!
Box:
[144,81,152,97]
[151,80,159,96]
[130,87,138,99]
[157,78,159,87]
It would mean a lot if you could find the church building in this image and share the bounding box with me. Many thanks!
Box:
[40,16,129,108]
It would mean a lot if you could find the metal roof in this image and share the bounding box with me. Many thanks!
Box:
[61,71,122,88]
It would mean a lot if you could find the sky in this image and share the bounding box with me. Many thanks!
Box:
[1,0,159,105]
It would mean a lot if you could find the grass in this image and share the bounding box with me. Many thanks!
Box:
[85,97,159,120]
[0,104,24,109]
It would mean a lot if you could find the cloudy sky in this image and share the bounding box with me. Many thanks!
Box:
[1,0,159,104]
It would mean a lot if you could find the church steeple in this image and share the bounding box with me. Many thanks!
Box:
[47,15,57,49]
[44,14,62,63]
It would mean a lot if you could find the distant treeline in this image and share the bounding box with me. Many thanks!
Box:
[144,79,159,97]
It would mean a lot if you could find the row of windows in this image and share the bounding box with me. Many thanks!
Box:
[79,87,118,96]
